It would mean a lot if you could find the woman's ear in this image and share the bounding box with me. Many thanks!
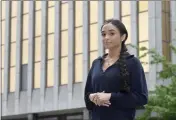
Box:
[121,34,126,41]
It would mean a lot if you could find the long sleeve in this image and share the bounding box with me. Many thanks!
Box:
[110,57,148,108]
[84,65,94,110]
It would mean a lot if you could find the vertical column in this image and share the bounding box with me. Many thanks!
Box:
[114,1,121,20]
[3,1,11,115]
[27,1,35,112]
[68,1,75,108]
[170,1,176,64]
[15,1,22,114]
[53,1,61,110]
[155,2,162,72]
[40,1,47,111]
[82,1,89,105]
[98,1,105,56]
[130,1,138,56]
[148,1,162,90]
[0,2,2,117]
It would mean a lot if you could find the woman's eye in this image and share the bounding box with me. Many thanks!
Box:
[101,33,106,37]
[110,33,114,35]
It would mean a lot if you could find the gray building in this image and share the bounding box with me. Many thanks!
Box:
[0,1,176,120]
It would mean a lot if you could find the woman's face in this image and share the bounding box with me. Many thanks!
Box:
[101,23,124,50]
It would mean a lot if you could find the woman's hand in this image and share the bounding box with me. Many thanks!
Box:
[96,92,111,107]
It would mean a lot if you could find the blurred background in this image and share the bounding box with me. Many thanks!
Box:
[0,1,176,120]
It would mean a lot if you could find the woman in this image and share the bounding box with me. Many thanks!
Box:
[84,19,148,120]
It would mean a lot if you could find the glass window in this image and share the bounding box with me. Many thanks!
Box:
[90,1,98,23]
[121,1,130,16]
[139,1,148,12]
[163,41,171,61]
[11,18,17,42]
[1,45,4,69]
[89,51,98,68]
[61,3,68,30]
[21,64,28,91]
[105,1,114,20]
[61,57,68,85]
[47,60,54,87]
[23,1,29,14]
[75,54,83,83]
[121,16,131,44]
[75,27,83,54]
[139,41,149,72]
[90,23,98,51]
[162,13,166,41]
[11,1,18,17]
[10,43,16,67]
[35,37,41,62]
[48,1,55,7]
[35,10,42,36]
[48,7,55,34]
[47,34,54,59]
[2,1,6,20]
[35,1,41,10]
[22,40,28,64]
[2,20,5,45]
[162,1,170,13]
[23,14,29,39]
[61,31,68,57]
[1,69,4,93]
[75,1,83,27]
[139,12,148,41]
[34,62,40,88]
[10,67,16,92]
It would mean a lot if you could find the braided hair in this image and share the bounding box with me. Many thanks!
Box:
[101,19,131,93]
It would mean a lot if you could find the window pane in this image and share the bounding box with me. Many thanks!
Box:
[139,41,149,72]
[35,10,42,36]
[61,3,68,30]
[10,67,16,92]
[1,69,4,93]
[89,51,98,68]
[75,1,83,27]
[90,1,98,23]
[61,31,68,56]
[1,46,4,68]
[61,57,68,85]
[139,12,148,41]
[121,1,130,16]
[10,43,16,66]
[122,16,131,44]
[105,1,114,20]
[90,24,98,51]
[163,41,171,61]
[23,14,29,39]
[48,1,55,7]
[22,40,28,64]
[162,13,166,41]
[2,1,6,20]
[35,37,41,62]
[2,20,5,45]
[34,62,40,88]
[11,1,18,17]
[75,54,83,82]
[139,1,148,12]
[23,1,29,14]
[48,7,55,34]
[75,27,83,54]
[47,34,54,59]
[11,18,17,42]
[47,60,54,87]
[35,1,41,10]
[21,64,28,91]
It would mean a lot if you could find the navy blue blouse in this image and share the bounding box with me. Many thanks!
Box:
[84,54,148,120]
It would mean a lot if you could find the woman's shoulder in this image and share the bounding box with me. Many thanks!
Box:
[126,54,143,69]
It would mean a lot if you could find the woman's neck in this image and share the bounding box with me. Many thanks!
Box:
[107,46,121,59]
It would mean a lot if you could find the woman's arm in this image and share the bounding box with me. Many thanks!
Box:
[110,57,148,108]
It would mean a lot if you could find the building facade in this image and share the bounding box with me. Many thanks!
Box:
[0,1,176,120]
